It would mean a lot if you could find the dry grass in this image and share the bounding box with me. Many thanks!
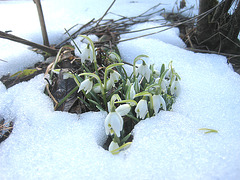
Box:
[0,120,13,143]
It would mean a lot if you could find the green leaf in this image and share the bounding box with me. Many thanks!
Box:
[11,69,37,78]
[107,85,123,101]
[114,99,137,106]
[55,85,79,110]
[160,63,165,76]
[199,128,218,134]
[134,91,152,98]
[110,142,132,155]
[120,133,132,144]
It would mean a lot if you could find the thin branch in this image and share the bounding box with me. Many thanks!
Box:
[34,0,50,46]
[185,47,240,58]
[117,2,224,43]
[55,18,95,48]
[0,31,57,55]
[95,0,116,27]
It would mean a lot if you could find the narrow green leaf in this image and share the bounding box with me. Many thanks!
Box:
[120,133,132,144]
[110,142,132,155]
[134,91,152,98]
[55,85,79,109]
[114,99,137,106]
[11,69,37,78]
[199,128,218,134]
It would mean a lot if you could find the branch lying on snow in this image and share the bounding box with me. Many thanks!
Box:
[55,3,167,48]
[0,31,57,55]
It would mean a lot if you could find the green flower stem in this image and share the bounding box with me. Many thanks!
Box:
[79,35,98,75]
[114,99,137,106]
[132,55,148,80]
[109,94,121,112]
[134,91,154,115]
[113,132,121,144]
[78,72,107,108]
[55,85,79,110]
[50,46,65,80]
[126,114,140,123]
[103,63,124,90]
[102,63,124,108]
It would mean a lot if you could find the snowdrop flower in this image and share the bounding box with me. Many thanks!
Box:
[106,79,114,90]
[126,83,136,100]
[116,104,131,116]
[135,99,148,119]
[109,141,119,152]
[136,63,151,82]
[109,53,117,61]
[170,80,181,97]
[129,84,135,100]
[152,94,166,114]
[106,71,121,90]
[155,78,168,92]
[165,68,175,80]
[105,112,123,137]
[78,78,93,94]
[80,45,93,63]
[92,83,101,93]
[152,69,160,78]
[126,79,131,86]
[110,70,121,83]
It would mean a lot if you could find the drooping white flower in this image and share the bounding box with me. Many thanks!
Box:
[152,94,166,114]
[129,84,135,99]
[104,112,123,137]
[106,79,114,90]
[78,78,93,94]
[80,45,93,63]
[109,53,119,62]
[109,141,119,152]
[105,71,121,90]
[92,83,101,93]
[155,78,168,92]
[110,70,121,83]
[136,64,151,82]
[135,99,148,119]
[116,104,131,116]
[161,79,169,92]
[152,69,160,78]
[170,80,181,97]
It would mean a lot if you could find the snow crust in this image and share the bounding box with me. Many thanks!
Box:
[1,0,240,179]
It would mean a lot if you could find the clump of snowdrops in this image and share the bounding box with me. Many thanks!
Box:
[52,35,181,154]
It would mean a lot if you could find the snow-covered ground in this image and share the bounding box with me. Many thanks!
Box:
[1,0,240,179]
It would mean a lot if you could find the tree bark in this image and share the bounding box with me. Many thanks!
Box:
[196,0,240,54]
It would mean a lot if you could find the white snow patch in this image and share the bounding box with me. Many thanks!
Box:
[0,0,240,179]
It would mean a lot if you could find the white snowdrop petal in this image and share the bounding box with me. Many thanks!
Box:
[116,104,131,116]
[108,141,119,152]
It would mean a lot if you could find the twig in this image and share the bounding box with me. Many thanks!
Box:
[0,31,57,55]
[0,59,7,63]
[95,0,117,27]
[34,0,50,46]
[45,83,59,105]
[55,18,95,48]
[185,47,240,58]
[116,2,224,43]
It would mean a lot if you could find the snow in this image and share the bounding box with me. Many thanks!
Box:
[1,0,240,179]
